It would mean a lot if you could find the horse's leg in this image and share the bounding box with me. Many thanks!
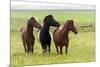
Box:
[48,45,50,53]
[31,41,34,54]
[45,45,47,52]
[55,45,59,54]
[43,45,47,53]
[41,43,46,53]
[29,44,32,53]
[65,41,69,54]
[48,42,51,54]
[22,42,27,53]
[27,46,30,53]
[65,44,68,54]
[27,43,31,53]
[31,44,34,54]
[60,46,63,55]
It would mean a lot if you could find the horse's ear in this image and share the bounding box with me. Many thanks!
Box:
[44,15,53,22]
[44,16,47,22]
[30,17,34,20]
[27,19,32,26]
[67,20,74,24]
[71,20,74,24]
[44,15,50,22]
[48,15,53,18]
[70,20,74,24]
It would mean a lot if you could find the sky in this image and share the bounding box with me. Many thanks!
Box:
[11,0,95,10]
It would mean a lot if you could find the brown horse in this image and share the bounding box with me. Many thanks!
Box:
[53,20,78,55]
[21,17,41,53]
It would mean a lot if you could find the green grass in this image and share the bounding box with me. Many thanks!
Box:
[11,10,95,24]
[11,10,95,66]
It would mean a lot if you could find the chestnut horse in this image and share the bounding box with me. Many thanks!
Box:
[53,20,78,55]
[21,17,41,53]
[39,15,60,53]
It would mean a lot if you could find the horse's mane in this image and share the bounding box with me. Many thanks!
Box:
[43,15,53,23]
[53,27,59,34]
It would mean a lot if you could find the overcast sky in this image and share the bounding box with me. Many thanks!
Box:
[11,0,95,10]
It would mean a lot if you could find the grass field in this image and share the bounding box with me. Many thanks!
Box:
[11,10,95,66]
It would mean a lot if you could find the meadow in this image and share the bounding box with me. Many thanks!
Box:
[11,10,95,66]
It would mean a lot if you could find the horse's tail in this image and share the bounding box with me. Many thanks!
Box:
[20,27,25,32]
[20,27,23,32]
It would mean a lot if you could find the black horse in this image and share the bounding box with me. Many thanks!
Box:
[39,15,60,53]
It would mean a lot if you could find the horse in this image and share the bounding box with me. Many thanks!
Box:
[20,17,41,53]
[53,20,78,55]
[39,15,60,53]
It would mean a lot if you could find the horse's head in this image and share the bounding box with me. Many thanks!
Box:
[27,17,41,29]
[66,20,78,34]
[44,15,60,27]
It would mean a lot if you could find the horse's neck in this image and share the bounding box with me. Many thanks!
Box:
[43,23,50,32]
[62,25,69,38]
[27,26,34,35]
